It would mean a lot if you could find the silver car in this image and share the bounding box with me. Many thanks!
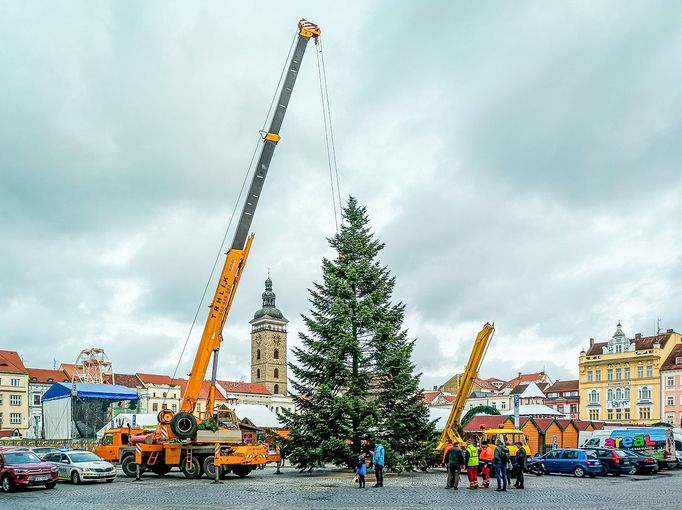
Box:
[45,450,116,484]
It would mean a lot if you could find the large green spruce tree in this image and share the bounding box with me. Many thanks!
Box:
[282,197,434,470]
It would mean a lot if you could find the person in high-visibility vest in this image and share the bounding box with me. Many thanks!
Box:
[464,439,479,489]
[479,441,494,489]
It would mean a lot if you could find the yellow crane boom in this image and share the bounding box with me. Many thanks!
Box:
[438,322,495,449]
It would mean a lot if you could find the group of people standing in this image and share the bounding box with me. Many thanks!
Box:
[442,438,527,491]
[354,440,385,489]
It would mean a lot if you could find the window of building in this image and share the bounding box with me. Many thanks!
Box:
[162,403,168,410]
[589,409,599,420]
[667,414,675,424]
[256,349,261,360]
[667,396,675,406]
[595,370,601,381]
[637,366,643,378]
[492,402,497,409]
[624,367,630,379]
[615,344,622,353]
[273,368,279,378]
[589,390,599,403]
[607,369,613,381]
[557,405,564,413]
[638,407,651,420]
[615,388,622,400]
[153,392,157,398]
[668,376,675,387]
[172,404,177,412]
[624,387,630,400]
[616,368,621,380]
[615,409,622,420]
[273,349,279,360]
[152,403,158,412]
[624,409,630,420]
[639,387,651,400]
[676,357,682,365]
[10,413,21,424]
[607,389,614,401]
[197,403,202,412]
[256,369,261,379]
[646,365,653,378]
[501,402,506,410]
[10,395,21,406]
[607,409,614,420]
[0,395,3,405]
[32,394,41,406]
[10,378,20,387]
[587,371,593,382]
[273,384,279,395]
[162,392,167,398]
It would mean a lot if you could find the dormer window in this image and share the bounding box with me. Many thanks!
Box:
[677,357,682,365]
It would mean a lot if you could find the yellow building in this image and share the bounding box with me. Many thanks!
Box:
[0,350,30,436]
[579,323,682,424]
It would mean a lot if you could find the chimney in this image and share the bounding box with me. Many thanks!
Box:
[518,372,522,378]
[589,338,594,347]
[433,386,437,391]
[635,333,641,340]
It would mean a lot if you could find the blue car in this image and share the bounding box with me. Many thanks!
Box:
[536,448,602,478]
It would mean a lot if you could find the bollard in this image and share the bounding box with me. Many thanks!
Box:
[275,459,283,475]
[134,444,142,482]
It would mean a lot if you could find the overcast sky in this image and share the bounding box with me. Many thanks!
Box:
[1,1,681,390]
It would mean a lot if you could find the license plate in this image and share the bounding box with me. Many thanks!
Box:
[32,475,50,482]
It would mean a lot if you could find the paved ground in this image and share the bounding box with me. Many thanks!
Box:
[3,466,681,509]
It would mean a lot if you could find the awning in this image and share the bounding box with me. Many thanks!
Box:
[43,382,139,402]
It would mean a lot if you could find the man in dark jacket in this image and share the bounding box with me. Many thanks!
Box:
[444,442,465,489]
[493,439,509,491]
[513,442,527,489]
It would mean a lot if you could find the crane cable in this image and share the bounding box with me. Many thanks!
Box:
[315,37,343,233]
[164,29,299,403]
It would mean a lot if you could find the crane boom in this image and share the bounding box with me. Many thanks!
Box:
[179,19,321,418]
[438,322,495,449]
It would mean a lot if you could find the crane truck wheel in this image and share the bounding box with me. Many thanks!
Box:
[170,412,197,439]
[180,456,202,479]
[121,455,146,478]
[203,456,217,479]
[232,466,254,478]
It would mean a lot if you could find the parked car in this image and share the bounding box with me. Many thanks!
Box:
[0,448,58,492]
[29,447,61,461]
[532,448,602,478]
[621,450,658,475]
[581,447,632,476]
[44,450,116,484]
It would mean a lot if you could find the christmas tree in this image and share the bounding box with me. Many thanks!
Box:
[282,197,434,470]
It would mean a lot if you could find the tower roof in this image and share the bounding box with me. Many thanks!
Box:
[251,275,288,323]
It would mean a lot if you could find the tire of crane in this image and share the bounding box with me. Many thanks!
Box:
[121,455,146,478]
[180,456,202,479]
[232,466,254,478]
[170,412,198,439]
[203,456,217,479]
[150,464,172,476]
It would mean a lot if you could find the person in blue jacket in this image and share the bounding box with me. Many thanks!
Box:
[355,454,367,488]
[372,440,385,487]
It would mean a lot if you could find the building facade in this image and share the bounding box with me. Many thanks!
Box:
[250,277,288,396]
[579,323,682,424]
[544,379,580,419]
[661,344,682,427]
[136,373,181,414]
[26,368,70,438]
[0,350,30,435]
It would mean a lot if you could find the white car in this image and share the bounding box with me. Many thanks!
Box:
[45,450,116,484]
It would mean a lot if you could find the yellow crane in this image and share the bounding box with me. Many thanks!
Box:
[437,323,495,449]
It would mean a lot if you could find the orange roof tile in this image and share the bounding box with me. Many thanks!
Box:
[217,380,271,395]
[0,350,27,373]
[27,368,69,383]
[423,391,440,404]
[137,373,177,386]
[177,379,226,401]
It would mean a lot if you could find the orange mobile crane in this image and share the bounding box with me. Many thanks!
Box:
[119,19,321,480]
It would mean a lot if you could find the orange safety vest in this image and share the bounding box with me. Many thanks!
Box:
[480,446,493,461]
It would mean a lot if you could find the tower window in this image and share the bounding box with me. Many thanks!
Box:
[256,369,261,379]
[274,384,279,395]
[274,368,279,378]
[274,349,279,360]
[256,349,261,360]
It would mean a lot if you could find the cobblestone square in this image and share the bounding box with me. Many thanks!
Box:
[2,466,680,509]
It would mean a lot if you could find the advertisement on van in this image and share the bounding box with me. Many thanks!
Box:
[584,428,675,465]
